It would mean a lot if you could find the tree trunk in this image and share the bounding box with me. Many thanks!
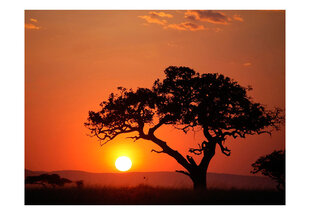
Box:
[149,134,216,190]
[189,141,216,190]
[191,169,207,190]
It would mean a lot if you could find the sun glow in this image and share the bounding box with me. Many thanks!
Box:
[115,156,132,172]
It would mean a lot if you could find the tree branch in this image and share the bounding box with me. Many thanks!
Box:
[148,118,167,135]
[126,135,141,142]
[189,148,203,155]
[176,170,190,177]
[189,143,204,155]
[203,127,214,142]
[257,130,272,136]
[173,124,192,134]
[218,141,231,156]
[221,129,272,139]
[199,141,216,168]
[151,149,165,154]
[186,155,197,166]
[221,129,245,138]
[96,127,138,146]
[148,134,192,171]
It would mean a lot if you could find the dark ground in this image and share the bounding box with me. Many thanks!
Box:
[25,185,285,205]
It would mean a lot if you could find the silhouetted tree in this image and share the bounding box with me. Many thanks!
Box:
[85,66,283,190]
[251,150,285,190]
[25,174,72,188]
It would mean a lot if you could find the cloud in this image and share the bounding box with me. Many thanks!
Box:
[25,18,40,30]
[185,10,229,25]
[139,10,244,32]
[138,11,207,32]
[233,15,244,22]
[25,23,40,30]
[138,11,173,26]
[166,22,205,31]
[243,62,252,67]
[138,15,167,26]
[30,18,38,23]
[149,11,173,18]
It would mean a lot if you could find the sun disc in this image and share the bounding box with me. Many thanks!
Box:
[115,156,132,171]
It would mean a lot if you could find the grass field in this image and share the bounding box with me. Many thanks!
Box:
[25,185,285,205]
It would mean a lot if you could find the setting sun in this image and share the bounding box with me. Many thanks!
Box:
[115,156,132,172]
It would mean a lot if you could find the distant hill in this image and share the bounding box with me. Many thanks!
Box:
[25,169,277,190]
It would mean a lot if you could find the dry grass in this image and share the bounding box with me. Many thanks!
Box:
[25,184,285,205]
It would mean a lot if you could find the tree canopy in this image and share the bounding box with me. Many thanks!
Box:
[85,66,283,189]
[153,66,283,155]
[251,150,285,190]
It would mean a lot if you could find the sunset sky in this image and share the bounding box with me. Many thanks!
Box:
[25,10,285,175]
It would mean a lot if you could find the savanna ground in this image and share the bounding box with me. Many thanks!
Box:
[25,185,285,205]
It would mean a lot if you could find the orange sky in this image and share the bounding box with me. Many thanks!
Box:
[25,10,285,175]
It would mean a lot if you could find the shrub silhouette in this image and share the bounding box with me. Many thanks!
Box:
[25,174,72,188]
[85,66,284,190]
[251,150,285,190]
[75,180,84,188]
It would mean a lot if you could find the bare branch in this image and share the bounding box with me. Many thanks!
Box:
[203,127,214,142]
[189,143,203,155]
[176,170,190,176]
[218,141,231,156]
[257,130,272,136]
[173,124,194,134]
[181,125,191,133]
[126,136,141,142]
[148,118,167,135]
[221,128,272,140]
[148,134,192,171]
[189,148,203,155]
[96,128,139,145]
[151,149,165,154]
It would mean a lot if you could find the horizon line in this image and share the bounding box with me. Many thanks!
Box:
[25,168,258,177]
